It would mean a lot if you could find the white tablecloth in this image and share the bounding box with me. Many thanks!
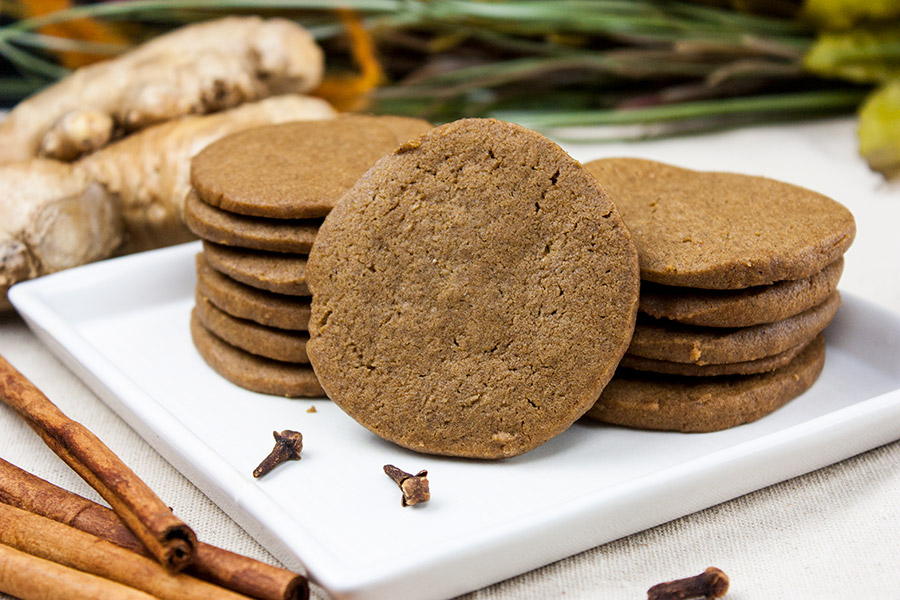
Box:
[2,118,899,598]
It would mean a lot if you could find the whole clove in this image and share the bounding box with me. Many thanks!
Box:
[253,430,303,478]
[383,465,430,507]
[647,566,729,600]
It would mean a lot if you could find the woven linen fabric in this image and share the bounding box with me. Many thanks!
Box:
[1,312,898,599]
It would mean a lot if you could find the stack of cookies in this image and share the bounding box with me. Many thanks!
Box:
[186,115,432,397]
[583,158,856,432]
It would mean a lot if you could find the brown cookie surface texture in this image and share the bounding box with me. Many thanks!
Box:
[203,241,309,295]
[586,334,826,432]
[628,291,839,365]
[307,118,640,459]
[184,190,321,253]
[195,291,309,362]
[338,114,433,144]
[195,253,310,331]
[640,257,844,328]
[191,311,323,398]
[584,158,856,289]
[620,337,809,376]
[191,116,432,218]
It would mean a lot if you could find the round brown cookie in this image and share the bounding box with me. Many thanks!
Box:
[202,241,309,296]
[586,333,826,432]
[640,257,844,328]
[628,291,839,365]
[620,336,810,376]
[195,291,309,362]
[190,311,323,398]
[584,158,855,289]
[307,118,640,459]
[191,115,433,219]
[184,190,321,253]
[195,253,310,330]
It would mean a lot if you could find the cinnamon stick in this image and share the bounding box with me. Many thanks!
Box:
[0,542,157,600]
[0,353,197,571]
[0,457,144,553]
[0,501,254,600]
[0,457,308,600]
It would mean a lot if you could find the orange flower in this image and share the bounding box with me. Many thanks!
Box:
[314,9,385,112]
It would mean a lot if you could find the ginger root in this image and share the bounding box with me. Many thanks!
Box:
[0,16,324,164]
[1,95,335,310]
[0,160,120,306]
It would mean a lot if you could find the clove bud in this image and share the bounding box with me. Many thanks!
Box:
[383,465,430,507]
[253,430,303,478]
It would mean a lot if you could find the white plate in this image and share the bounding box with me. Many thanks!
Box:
[10,240,900,600]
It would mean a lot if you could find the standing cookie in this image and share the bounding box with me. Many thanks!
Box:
[307,118,640,459]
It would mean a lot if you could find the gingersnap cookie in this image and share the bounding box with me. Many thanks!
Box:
[640,257,844,328]
[191,115,433,218]
[628,291,839,365]
[190,311,323,398]
[619,336,810,376]
[195,291,309,362]
[202,241,309,296]
[584,158,855,289]
[307,118,640,459]
[184,190,321,253]
[586,334,826,432]
[195,254,310,331]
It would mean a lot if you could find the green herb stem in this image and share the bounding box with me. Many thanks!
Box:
[493,89,870,128]
[0,39,70,79]
[5,32,129,55]
[0,0,811,47]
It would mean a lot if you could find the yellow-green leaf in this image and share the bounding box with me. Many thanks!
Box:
[858,80,900,178]
[804,27,900,83]
[803,0,900,30]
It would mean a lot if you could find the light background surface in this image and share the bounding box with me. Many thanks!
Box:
[2,117,899,598]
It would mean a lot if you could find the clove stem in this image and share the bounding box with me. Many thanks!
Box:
[253,431,302,479]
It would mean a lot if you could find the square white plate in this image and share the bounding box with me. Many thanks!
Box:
[10,240,900,599]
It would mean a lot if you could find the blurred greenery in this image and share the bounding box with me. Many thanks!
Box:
[805,27,900,83]
[802,0,900,30]
[859,80,900,178]
[0,0,897,175]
